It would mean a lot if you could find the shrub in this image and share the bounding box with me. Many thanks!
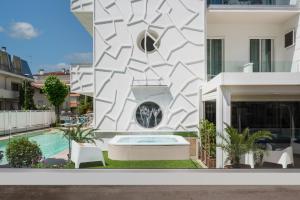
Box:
[6,137,42,168]
[199,119,216,158]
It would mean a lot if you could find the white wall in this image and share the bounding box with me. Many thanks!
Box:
[208,16,299,72]
[33,88,51,108]
[93,0,205,132]
[0,74,23,90]
[70,64,93,96]
[0,74,5,89]
[280,15,300,72]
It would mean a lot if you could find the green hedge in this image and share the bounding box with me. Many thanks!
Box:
[174,132,198,138]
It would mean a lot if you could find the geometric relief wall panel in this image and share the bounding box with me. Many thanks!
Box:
[70,64,93,96]
[93,0,205,132]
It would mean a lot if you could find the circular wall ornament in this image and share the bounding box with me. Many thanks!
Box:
[136,102,162,128]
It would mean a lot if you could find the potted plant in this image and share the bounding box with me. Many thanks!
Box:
[58,124,98,160]
[218,123,272,168]
[199,120,216,168]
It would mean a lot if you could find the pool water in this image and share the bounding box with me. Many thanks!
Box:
[0,130,68,165]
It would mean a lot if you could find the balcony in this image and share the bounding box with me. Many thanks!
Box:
[69,101,79,108]
[0,89,19,99]
[207,61,300,81]
[208,0,298,7]
[70,0,93,36]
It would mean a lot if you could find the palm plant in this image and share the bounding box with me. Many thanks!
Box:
[57,124,99,160]
[218,123,272,168]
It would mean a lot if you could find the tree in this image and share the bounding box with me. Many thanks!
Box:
[42,76,68,123]
[78,95,93,115]
[218,123,272,168]
[19,80,35,110]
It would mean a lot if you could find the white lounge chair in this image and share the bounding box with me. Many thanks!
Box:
[262,145,294,168]
[71,140,106,168]
[241,151,255,168]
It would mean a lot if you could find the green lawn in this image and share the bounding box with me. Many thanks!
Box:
[79,152,201,169]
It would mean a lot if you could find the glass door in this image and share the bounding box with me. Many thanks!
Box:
[250,39,273,72]
[207,39,224,80]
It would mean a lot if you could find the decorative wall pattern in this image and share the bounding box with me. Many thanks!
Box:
[70,64,94,96]
[93,0,205,132]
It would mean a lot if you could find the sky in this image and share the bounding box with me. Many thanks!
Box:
[0,0,92,74]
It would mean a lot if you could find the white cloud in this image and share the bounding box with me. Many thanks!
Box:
[39,63,70,72]
[56,62,70,68]
[9,22,39,39]
[65,52,92,64]
[0,26,4,32]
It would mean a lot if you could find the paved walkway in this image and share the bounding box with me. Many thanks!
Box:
[0,186,300,200]
[43,149,68,165]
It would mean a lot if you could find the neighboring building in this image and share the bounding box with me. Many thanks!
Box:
[70,0,300,167]
[0,47,33,110]
[32,69,80,113]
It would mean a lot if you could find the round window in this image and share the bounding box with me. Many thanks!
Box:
[136,102,162,128]
[137,31,159,53]
[141,36,155,52]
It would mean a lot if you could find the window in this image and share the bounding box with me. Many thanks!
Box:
[285,30,295,48]
[136,102,162,128]
[250,39,273,72]
[137,31,159,53]
[11,82,20,91]
[232,102,300,142]
[141,36,155,52]
[13,56,22,73]
[207,39,223,80]
[37,100,44,105]
[205,101,216,124]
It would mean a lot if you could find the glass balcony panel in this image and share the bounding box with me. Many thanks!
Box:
[208,0,297,6]
[206,60,300,80]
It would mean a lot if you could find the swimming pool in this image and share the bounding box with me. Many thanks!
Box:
[0,129,68,165]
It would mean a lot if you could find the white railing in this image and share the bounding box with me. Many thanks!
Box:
[0,110,56,135]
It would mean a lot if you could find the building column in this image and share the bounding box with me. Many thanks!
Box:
[216,86,231,168]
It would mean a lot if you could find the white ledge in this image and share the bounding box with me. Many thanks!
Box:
[1,169,300,185]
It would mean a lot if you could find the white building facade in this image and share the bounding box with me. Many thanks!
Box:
[71,0,300,168]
